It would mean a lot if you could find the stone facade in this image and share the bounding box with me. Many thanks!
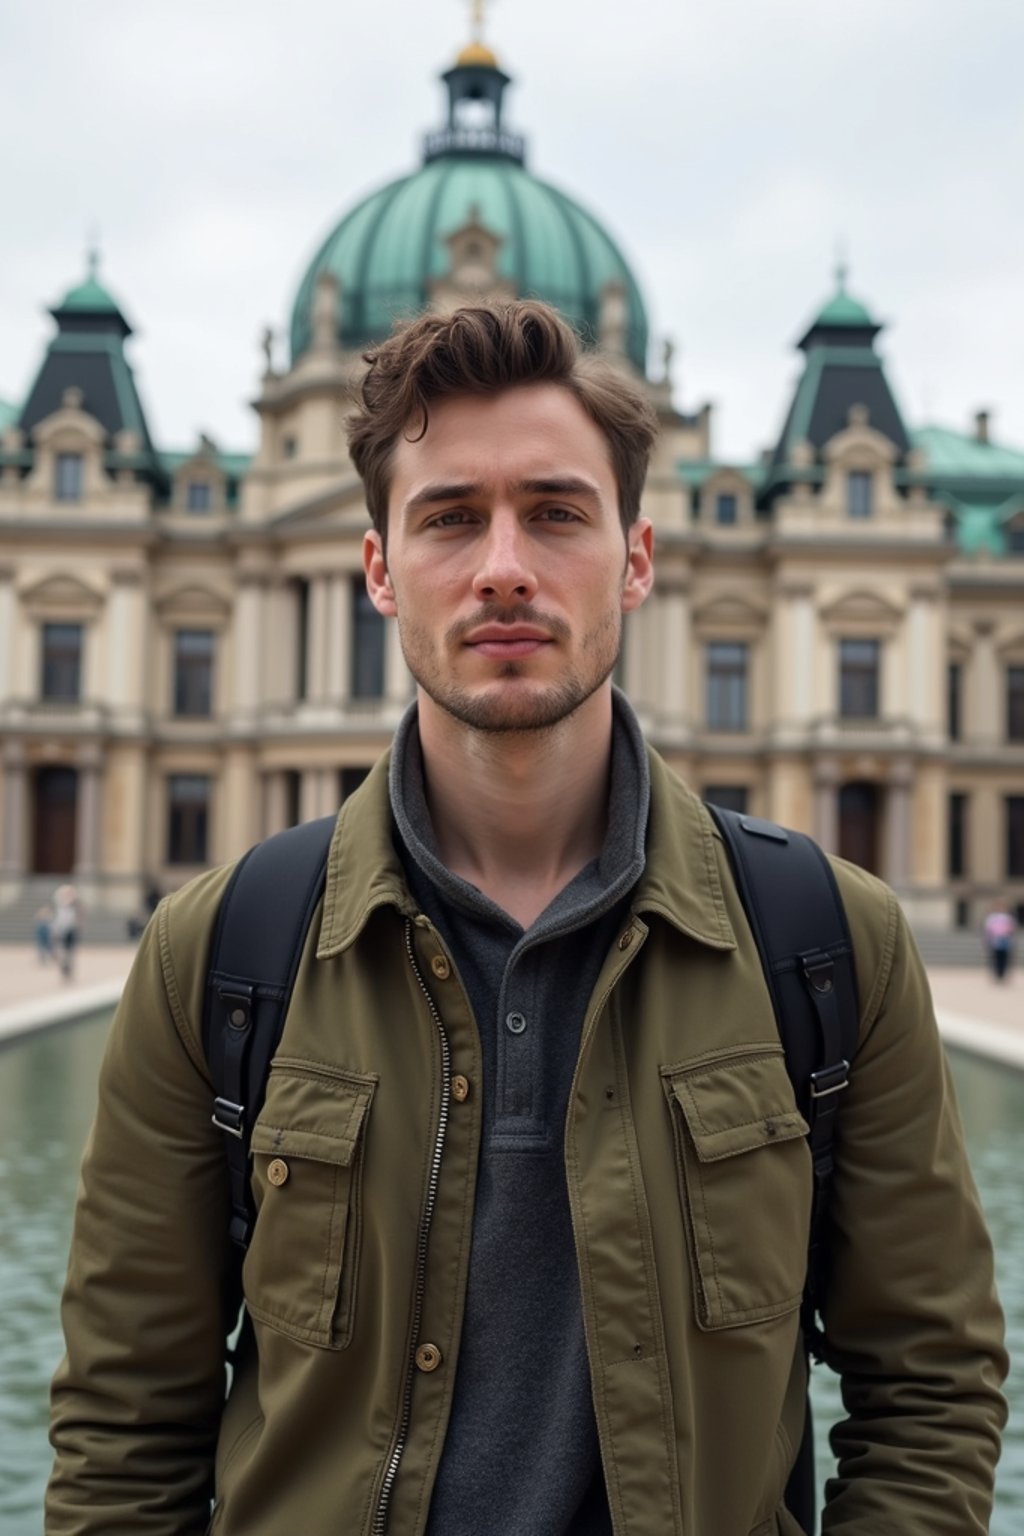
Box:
[2,49,1023,934]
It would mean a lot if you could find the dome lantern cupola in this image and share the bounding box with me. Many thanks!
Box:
[425,2,524,165]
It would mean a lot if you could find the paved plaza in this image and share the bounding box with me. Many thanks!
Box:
[0,938,1021,1060]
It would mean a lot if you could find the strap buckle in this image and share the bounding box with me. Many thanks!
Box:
[801,951,835,995]
[212,1096,246,1139]
[217,982,254,1031]
[810,1061,850,1100]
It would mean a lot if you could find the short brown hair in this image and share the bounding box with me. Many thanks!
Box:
[347,300,658,541]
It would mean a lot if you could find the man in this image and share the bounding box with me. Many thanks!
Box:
[48,301,1006,1535]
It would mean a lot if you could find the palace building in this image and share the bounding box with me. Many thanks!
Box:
[1,31,1023,936]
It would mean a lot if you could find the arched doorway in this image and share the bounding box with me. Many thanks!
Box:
[838,781,881,875]
[33,767,78,875]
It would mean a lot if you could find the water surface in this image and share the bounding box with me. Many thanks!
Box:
[1,1013,1019,1531]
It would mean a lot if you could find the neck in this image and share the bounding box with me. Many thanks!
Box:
[416,688,615,924]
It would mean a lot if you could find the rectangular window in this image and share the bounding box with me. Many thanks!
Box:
[1007,796,1024,880]
[295,578,309,701]
[839,638,880,719]
[947,662,962,742]
[340,766,371,801]
[702,785,749,814]
[284,769,301,828]
[706,641,748,731]
[55,452,84,503]
[847,471,873,520]
[714,493,738,526]
[167,774,210,865]
[948,792,968,879]
[173,629,215,717]
[41,622,82,701]
[185,480,212,513]
[351,578,385,699]
[1007,520,1024,554]
[1007,665,1024,742]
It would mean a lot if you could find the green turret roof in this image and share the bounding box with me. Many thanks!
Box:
[909,425,1024,556]
[53,252,132,333]
[0,397,18,435]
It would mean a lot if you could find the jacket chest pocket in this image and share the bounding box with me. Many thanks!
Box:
[662,1049,811,1331]
[243,1059,377,1350]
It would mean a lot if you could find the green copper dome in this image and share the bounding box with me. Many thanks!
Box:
[289,52,649,374]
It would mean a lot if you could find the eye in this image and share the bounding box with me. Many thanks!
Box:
[538,505,581,523]
[429,509,476,528]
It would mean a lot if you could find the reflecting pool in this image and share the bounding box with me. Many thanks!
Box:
[0,1013,1020,1532]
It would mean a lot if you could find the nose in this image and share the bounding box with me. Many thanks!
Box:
[472,513,539,605]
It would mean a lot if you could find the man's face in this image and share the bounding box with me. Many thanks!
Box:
[363,383,653,733]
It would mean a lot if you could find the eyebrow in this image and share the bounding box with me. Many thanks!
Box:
[402,475,604,516]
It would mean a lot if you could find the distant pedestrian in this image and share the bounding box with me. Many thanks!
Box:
[51,884,81,980]
[34,903,54,964]
[983,903,1016,982]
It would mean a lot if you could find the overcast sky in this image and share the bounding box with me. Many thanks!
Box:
[3,0,1023,464]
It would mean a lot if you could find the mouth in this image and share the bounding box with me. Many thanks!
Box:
[463,626,553,659]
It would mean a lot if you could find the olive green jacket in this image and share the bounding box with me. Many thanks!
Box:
[47,750,1007,1536]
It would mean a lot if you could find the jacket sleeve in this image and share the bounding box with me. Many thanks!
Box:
[46,867,235,1535]
[820,864,1008,1535]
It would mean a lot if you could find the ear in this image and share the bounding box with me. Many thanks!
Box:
[621,517,654,612]
[363,530,397,617]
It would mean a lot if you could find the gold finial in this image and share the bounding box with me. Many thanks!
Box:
[457,0,498,66]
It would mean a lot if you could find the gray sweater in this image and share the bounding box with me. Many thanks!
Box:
[389,691,649,1536]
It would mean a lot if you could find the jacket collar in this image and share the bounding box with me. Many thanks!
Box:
[316,753,417,959]
[632,748,736,951]
[316,740,737,958]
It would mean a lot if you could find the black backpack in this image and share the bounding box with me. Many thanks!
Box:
[202,805,859,1536]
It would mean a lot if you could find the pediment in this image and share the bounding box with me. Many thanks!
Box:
[154,583,231,622]
[820,589,903,625]
[270,480,369,533]
[692,594,767,629]
[20,573,104,613]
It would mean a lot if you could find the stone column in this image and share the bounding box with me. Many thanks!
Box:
[657,582,689,721]
[885,759,913,887]
[265,578,297,709]
[74,749,103,879]
[233,576,264,716]
[263,770,288,838]
[786,586,815,725]
[968,620,999,746]
[325,574,351,703]
[0,742,28,875]
[0,566,14,704]
[907,589,939,733]
[106,569,145,713]
[813,760,839,854]
[306,576,329,703]
[299,768,335,823]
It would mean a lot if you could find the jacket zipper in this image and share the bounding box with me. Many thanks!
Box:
[371,918,453,1536]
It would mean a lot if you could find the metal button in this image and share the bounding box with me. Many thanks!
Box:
[618,929,634,951]
[505,1011,527,1035]
[451,1074,470,1103]
[229,1007,248,1028]
[267,1158,289,1187]
[415,1342,442,1372]
[430,954,451,980]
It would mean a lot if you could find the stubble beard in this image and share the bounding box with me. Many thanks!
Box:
[397,604,623,735]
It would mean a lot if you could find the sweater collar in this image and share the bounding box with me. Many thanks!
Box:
[316,712,736,958]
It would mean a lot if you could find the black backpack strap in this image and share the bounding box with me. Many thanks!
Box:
[707,806,860,1354]
[709,807,860,1536]
[202,814,336,1253]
